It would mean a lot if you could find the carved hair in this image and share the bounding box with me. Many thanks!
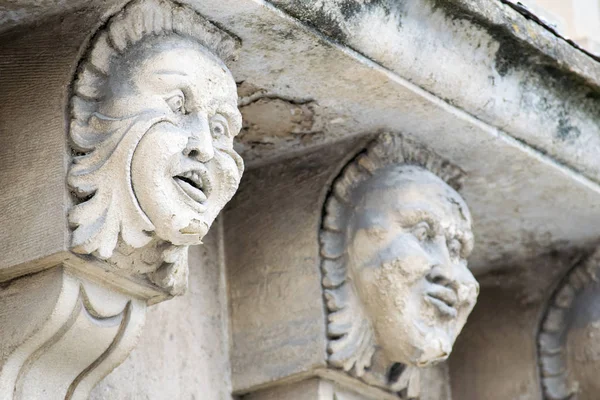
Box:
[68,0,240,258]
[319,132,466,383]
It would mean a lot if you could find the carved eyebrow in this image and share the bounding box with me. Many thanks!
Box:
[448,230,474,257]
[394,208,441,232]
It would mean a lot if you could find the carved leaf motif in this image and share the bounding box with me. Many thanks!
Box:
[68,0,241,267]
[69,113,159,258]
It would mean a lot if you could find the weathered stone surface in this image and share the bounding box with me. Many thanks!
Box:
[3,0,600,282]
[1,2,246,399]
[242,370,451,400]
[194,0,600,276]
[0,10,90,274]
[244,379,374,400]
[268,0,600,181]
[532,247,600,400]
[450,285,543,399]
[91,229,234,400]
[225,141,355,392]
[2,0,600,399]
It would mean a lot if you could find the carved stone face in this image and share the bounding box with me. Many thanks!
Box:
[347,165,478,367]
[101,37,243,246]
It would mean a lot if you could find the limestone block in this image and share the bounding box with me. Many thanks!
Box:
[242,370,451,400]
[0,6,96,278]
[91,231,235,400]
[226,138,361,394]
[243,379,367,400]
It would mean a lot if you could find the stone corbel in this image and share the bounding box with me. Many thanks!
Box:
[0,0,243,398]
[0,267,145,400]
[226,133,478,399]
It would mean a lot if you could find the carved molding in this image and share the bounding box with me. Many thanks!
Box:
[0,267,146,400]
[68,0,243,296]
[319,133,478,397]
[537,248,600,399]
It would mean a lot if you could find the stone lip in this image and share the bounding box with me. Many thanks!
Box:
[272,0,600,90]
[265,0,600,184]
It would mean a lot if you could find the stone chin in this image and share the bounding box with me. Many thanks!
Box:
[361,271,477,369]
[393,303,475,368]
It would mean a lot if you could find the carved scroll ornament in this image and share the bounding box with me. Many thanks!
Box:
[319,133,479,397]
[0,268,145,400]
[538,248,600,400]
[68,0,243,296]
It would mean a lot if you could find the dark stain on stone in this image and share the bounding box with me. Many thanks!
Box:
[585,91,600,101]
[339,0,394,20]
[268,0,399,44]
[269,0,600,141]
[268,0,349,43]
[422,0,600,134]
[556,112,582,141]
[423,0,600,89]
[338,0,363,20]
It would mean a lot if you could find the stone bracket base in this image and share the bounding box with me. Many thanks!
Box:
[0,266,146,400]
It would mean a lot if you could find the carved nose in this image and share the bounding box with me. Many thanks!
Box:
[183,129,215,163]
[183,138,214,162]
[182,115,214,162]
[426,265,458,290]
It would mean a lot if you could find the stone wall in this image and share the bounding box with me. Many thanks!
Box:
[91,226,234,400]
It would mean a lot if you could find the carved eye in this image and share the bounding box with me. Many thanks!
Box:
[210,115,229,138]
[412,221,433,242]
[166,93,186,114]
[448,238,462,258]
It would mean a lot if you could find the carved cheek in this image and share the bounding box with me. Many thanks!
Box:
[133,124,187,179]
[458,276,479,309]
[388,235,434,280]
[348,227,384,268]
[131,125,191,226]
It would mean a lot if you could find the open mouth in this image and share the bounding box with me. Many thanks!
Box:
[173,170,211,204]
[425,289,458,318]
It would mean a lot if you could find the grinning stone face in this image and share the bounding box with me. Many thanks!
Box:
[104,36,244,246]
[347,165,479,367]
